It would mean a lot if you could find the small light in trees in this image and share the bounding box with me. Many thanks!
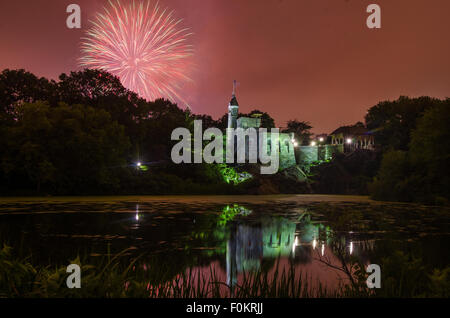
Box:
[137,162,142,167]
[311,141,317,146]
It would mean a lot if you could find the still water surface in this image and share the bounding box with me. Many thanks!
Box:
[0,195,449,294]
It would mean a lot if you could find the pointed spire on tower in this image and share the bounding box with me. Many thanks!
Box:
[228,80,239,128]
[229,80,239,106]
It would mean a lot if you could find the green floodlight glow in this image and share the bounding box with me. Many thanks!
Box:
[135,161,148,171]
[217,164,252,185]
[217,204,252,227]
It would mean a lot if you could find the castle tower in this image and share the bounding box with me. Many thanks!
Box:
[227,80,239,129]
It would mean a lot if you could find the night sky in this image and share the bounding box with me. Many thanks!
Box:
[0,0,449,133]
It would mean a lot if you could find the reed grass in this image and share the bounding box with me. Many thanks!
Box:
[1,244,448,298]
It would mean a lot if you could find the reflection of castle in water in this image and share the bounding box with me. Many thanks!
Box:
[226,218,298,286]
[226,216,375,288]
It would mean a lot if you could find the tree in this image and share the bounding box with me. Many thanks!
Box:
[0,69,56,122]
[368,150,412,202]
[409,101,450,202]
[194,114,219,130]
[365,96,443,151]
[216,113,229,131]
[369,98,450,204]
[57,69,149,124]
[3,102,130,194]
[282,120,313,145]
[138,98,192,162]
[2,101,56,192]
[246,110,275,129]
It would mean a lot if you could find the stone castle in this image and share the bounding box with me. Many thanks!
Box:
[226,87,296,170]
[225,82,375,172]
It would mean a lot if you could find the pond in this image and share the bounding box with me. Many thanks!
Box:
[0,195,449,297]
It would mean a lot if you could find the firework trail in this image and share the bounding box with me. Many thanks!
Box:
[79,0,194,106]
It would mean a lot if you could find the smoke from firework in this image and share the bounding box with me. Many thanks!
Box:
[79,0,194,106]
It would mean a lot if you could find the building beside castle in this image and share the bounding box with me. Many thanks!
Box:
[329,122,375,152]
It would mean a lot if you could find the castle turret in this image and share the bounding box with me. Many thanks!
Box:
[227,80,239,129]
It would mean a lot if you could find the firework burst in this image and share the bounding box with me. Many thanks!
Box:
[79,0,194,106]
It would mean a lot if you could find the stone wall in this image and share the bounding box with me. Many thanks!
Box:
[237,117,261,129]
[262,133,296,170]
[298,146,318,164]
[298,144,344,165]
[278,133,296,170]
[224,131,297,171]
[319,144,344,161]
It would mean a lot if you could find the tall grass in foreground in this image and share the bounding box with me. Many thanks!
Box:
[0,244,357,298]
[1,245,449,298]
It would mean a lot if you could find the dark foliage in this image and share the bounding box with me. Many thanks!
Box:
[282,120,313,145]
[311,150,381,195]
[365,96,445,151]
[0,69,229,195]
[369,101,450,204]
[1,69,449,203]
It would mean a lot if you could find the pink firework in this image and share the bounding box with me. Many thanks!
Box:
[79,0,194,105]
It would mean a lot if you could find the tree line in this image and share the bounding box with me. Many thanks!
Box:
[0,68,448,203]
[366,96,449,204]
[0,69,218,194]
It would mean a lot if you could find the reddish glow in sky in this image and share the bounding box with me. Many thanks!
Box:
[0,0,449,133]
